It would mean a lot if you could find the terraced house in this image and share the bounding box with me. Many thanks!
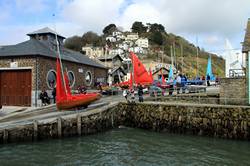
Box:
[0,27,107,107]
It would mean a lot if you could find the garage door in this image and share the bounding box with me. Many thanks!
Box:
[0,70,32,106]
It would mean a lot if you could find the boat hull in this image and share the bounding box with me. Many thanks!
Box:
[56,93,101,110]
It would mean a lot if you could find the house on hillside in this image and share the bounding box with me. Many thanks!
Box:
[0,27,107,107]
[98,54,126,83]
[126,33,139,41]
[82,45,104,59]
[152,67,171,81]
[135,38,149,48]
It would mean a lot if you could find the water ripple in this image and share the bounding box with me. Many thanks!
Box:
[0,128,249,166]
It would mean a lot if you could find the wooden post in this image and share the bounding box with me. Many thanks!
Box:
[3,129,8,144]
[57,117,62,138]
[33,120,38,141]
[77,115,81,136]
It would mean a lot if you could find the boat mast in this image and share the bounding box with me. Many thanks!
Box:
[54,27,67,94]
[196,36,199,76]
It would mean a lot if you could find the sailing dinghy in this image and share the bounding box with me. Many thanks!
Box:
[56,58,101,110]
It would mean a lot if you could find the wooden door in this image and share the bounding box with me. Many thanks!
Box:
[0,70,32,106]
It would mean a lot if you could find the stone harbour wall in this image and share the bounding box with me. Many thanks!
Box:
[0,102,250,144]
[0,103,120,144]
[118,102,250,140]
[145,94,220,105]
[219,77,247,105]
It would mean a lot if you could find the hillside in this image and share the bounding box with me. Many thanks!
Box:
[139,32,225,78]
[64,22,225,78]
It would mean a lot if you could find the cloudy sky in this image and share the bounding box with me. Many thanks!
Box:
[0,0,250,55]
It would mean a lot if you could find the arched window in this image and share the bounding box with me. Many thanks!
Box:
[47,70,56,89]
[85,71,92,86]
[67,71,75,88]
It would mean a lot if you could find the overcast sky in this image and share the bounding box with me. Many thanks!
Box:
[0,0,250,56]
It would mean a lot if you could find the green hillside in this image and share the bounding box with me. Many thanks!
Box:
[64,22,225,78]
[141,32,225,78]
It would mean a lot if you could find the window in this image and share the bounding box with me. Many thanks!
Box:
[67,71,75,88]
[47,70,56,89]
[85,71,92,86]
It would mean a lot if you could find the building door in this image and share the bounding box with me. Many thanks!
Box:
[0,70,32,106]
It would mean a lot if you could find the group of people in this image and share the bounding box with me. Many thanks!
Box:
[39,88,56,106]
[123,84,144,103]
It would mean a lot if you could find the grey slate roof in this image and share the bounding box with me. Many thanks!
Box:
[27,27,65,39]
[98,54,123,61]
[242,19,250,52]
[0,39,106,69]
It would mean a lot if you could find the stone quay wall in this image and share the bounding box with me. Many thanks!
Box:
[145,94,220,105]
[219,77,247,105]
[0,102,250,144]
[118,102,250,140]
[0,103,121,144]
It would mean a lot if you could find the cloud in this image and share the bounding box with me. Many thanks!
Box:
[61,0,124,33]
[0,22,82,45]
[204,35,220,45]
[1,0,250,53]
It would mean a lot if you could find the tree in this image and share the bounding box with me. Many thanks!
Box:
[149,31,164,45]
[64,36,83,51]
[103,24,117,35]
[131,21,147,34]
[82,31,102,46]
[148,23,165,33]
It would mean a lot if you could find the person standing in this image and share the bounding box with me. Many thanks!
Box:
[206,74,210,86]
[123,89,128,101]
[176,74,182,94]
[52,87,56,104]
[130,89,135,103]
[138,84,144,102]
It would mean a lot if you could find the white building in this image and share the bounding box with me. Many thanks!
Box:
[106,36,116,42]
[224,39,244,77]
[135,38,149,48]
[82,46,104,59]
[126,33,139,41]
[112,31,125,40]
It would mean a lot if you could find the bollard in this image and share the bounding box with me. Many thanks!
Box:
[3,129,8,144]
[33,120,38,141]
[77,115,81,136]
[57,117,62,138]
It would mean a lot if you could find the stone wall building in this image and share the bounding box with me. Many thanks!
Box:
[98,54,126,84]
[218,18,249,105]
[0,27,107,107]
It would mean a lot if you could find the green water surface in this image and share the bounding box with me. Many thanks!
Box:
[0,128,249,166]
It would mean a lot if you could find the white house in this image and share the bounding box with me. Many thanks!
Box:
[136,38,149,48]
[126,33,139,41]
[82,46,104,59]
[106,36,116,42]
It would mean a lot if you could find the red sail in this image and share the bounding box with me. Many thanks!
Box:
[149,67,153,83]
[64,72,72,95]
[130,52,152,85]
[56,58,66,103]
[160,69,166,84]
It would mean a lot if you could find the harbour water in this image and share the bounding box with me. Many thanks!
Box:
[0,128,249,166]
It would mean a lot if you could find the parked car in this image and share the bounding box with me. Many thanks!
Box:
[149,86,162,97]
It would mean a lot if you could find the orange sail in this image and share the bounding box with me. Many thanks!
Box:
[117,52,153,88]
[64,72,71,95]
[56,58,66,101]
[149,67,153,83]
[130,51,152,85]
[56,57,100,110]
